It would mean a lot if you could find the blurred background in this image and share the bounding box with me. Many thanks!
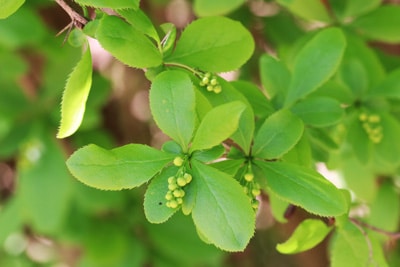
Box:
[1,0,400,266]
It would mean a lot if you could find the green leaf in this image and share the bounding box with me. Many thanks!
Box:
[291,97,344,127]
[57,47,92,138]
[285,28,346,106]
[75,0,139,9]
[231,80,275,118]
[277,219,332,254]
[144,167,179,223]
[160,23,177,57]
[193,0,245,16]
[351,5,400,43]
[331,0,381,19]
[192,145,225,163]
[255,161,348,216]
[191,160,254,251]
[375,113,400,166]
[66,144,175,190]
[196,78,255,154]
[18,133,73,234]
[253,109,304,160]
[268,190,290,223]
[277,0,332,22]
[166,17,254,72]
[0,0,25,19]
[347,115,372,164]
[259,54,290,108]
[0,198,23,244]
[96,15,162,68]
[369,68,400,99]
[282,133,312,167]
[368,182,399,232]
[210,159,245,176]
[149,71,196,152]
[190,101,246,152]
[330,220,370,267]
[117,8,160,43]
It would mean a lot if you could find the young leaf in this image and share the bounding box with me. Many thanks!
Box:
[0,0,25,19]
[277,0,332,23]
[193,0,245,17]
[74,0,139,9]
[368,68,400,99]
[259,54,290,108]
[66,144,175,190]
[277,219,332,254]
[57,47,92,139]
[351,6,400,43]
[191,160,255,251]
[166,17,254,72]
[210,159,245,176]
[291,97,344,127]
[192,144,225,163]
[284,28,346,106]
[96,15,162,68]
[330,220,370,267]
[117,8,160,43]
[190,101,246,152]
[253,109,304,160]
[255,161,348,216]
[149,70,196,152]
[144,167,179,223]
[332,0,381,19]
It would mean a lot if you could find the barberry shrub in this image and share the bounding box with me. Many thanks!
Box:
[1,0,400,266]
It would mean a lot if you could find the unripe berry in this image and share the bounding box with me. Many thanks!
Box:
[177,197,183,204]
[213,85,222,94]
[173,156,184,167]
[244,173,254,182]
[177,177,187,187]
[202,77,209,85]
[205,72,211,78]
[168,176,176,184]
[252,188,261,197]
[210,78,218,85]
[252,201,259,210]
[173,189,181,197]
[206,85,213,91]
[184,173,192,183]
[165,192,173,200]
[168,183,177,191]
[368,114,380,123]
[169,200,178,209]
[243,187,248,194]
[359,113,368,121]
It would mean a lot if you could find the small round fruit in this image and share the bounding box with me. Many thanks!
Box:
[244,173,254,182]
[173,156,184,167]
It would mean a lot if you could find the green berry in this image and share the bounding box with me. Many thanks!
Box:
[168,176,176,184]
[177,197,183,204]
[244,173,254,182]
[169,200,178,209]
[206,85,213,91]
[368,114,380,123]
[252,188,261,197]
[359,113,368,121]
[213,85,222,94]
[202,77,209,85]
[210,78,218,86]
[177,177,187,187]
[173,156,184,167]
[205,72,211,78]
[168,183,177,191]
[199,81,205,86]
[184,173,192,183]
[165,192,173,200]
[243,187,248,194]
[252,200,259,210]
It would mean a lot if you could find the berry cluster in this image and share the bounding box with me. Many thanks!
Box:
[358,112,383,144]
[165,156,192,209]
[198,72,222,94]
[241,170,261,210]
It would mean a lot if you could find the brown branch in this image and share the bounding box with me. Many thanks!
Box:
[350,218,400,240]
[55,0,87,29]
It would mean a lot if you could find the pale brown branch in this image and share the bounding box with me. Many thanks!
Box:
[55,0,87,29]
[350,218,400,240]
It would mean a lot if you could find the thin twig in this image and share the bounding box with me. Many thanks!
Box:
[350,218,400,240]
[55,0,87,28]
